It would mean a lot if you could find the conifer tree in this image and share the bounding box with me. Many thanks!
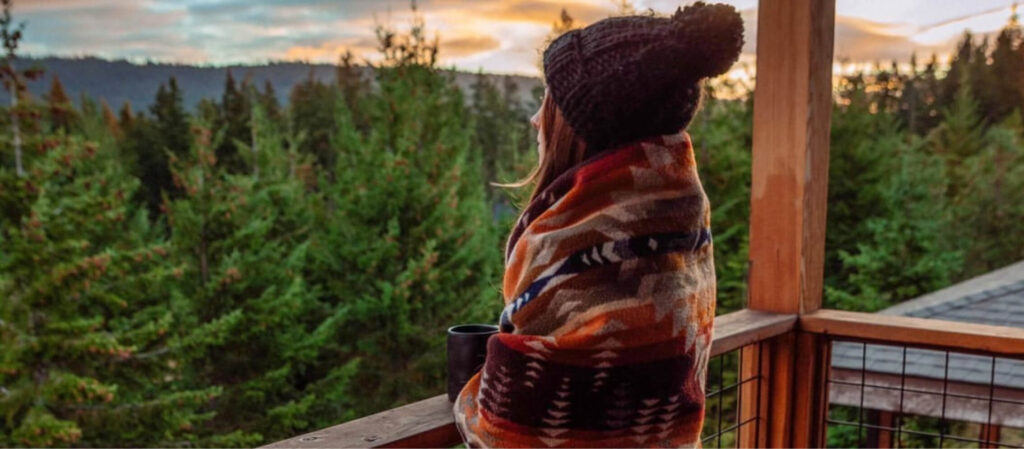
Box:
[336,50,368,128]
[825,132,962,310]
[949,112,1024,274]
[1,0,42,176]
[75,94,114,146]
[117,102,133,130]
[258,80,283,124]
[100,99,120,139]
[826,76,894,279]
[44,75,74,133]
[470,72,532,204]
[288,71,337,171]
[309,13,502,418]
[165,110,322,445]
[215,70,252,173]
[152,77,190,157]
[0,131,214,447]
[989,18,1024,120]
[195,97,220,126]
[927,74,986,200]
[939,32,975,109]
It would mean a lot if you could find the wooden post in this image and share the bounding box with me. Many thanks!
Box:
[874,411,896,448]
[739,0,835,447]
[980,424,1001,448]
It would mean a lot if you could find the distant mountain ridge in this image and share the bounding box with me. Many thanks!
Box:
[7,56,543,112]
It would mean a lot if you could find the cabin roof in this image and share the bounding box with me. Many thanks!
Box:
[832,260,1024,389]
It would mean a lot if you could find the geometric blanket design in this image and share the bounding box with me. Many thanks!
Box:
[454,131,716,448]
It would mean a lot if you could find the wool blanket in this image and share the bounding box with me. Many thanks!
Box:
[454,132,717,448]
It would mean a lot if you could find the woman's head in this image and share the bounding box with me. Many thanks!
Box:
[520,89,585,202]
[542,2,743,149]
[512,2,744,203]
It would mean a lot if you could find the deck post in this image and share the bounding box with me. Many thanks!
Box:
[740,0,835,447]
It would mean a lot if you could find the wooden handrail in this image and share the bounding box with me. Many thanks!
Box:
[261,394,459,448]
[710,309,797,356]
[800,309,1024,357]
[262,309,796,448]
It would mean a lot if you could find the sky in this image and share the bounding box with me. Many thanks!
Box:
[17,0,1023,77]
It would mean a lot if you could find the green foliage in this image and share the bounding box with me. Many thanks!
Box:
[308,23,502,419]
[289,73,338,171]
[469,71,536,208]
[213,70,252,173]
[0,134,213,447]
[3,4,1024,448]
[164,110,321,445]
[117,77,191,218]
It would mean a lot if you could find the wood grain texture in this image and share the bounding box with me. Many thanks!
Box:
[748,0,835,314]
[738,343,771,448]
[746,1,835,446]
[801,309,1024,356]
[260,394,460,449]
[263,310,794,448]
[710,309,796,357]
[765,333,796,447]
[789,332,830,448]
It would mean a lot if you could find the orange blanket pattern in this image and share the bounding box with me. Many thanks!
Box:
[454,132,716,448]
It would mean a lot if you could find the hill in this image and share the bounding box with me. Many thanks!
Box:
[6,56,543,112]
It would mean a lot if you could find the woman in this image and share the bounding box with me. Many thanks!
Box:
[454,3,743,447]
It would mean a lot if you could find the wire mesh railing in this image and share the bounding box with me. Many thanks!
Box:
[701,340,769,448]
[825,338,1024,448]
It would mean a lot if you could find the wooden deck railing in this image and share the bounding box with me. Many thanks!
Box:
[263,308,1024,448]
[794,310,1024,447]
[800,310,1024,357]
[262,309,797,448]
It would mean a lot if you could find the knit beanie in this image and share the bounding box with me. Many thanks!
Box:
[542,2,744,151]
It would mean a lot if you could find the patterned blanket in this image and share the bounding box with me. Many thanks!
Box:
[454,132,716,448]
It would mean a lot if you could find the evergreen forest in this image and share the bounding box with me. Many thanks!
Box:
[2,3,1024,447]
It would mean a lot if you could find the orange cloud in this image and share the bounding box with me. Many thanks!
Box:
[442,35,501,57]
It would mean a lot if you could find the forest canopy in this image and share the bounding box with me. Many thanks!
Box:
[2,3,1024,447]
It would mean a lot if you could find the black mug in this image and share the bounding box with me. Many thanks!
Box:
[447,324,498,402]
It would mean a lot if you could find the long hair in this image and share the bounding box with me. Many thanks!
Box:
[499,93,585,204]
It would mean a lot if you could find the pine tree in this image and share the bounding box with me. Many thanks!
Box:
[0,0,43,177]
[308,13,502,419]
[257,80,283,124]
[927,73,986,201]
[165,110,322,445]
[118,82,172,218]
[938,32,975,109]
[825,77,895,286]
[288,71,337,171]
[44,75,75,133]
[195,97,220,126]
[100,99,120,139]
[825,132,962,310]
[989,18,1024,120]
[0,132,215,447]
[74,94,114,147]
[151,77,190,157]
[469,72,533,204]
[949,112,1024,274]
[215,70,252,173]
[336,50,368,127]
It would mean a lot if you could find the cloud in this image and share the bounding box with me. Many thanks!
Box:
[13,0,1020,76]
[834,16,929,62]
[441,0,614,25]
[442,35,501,57]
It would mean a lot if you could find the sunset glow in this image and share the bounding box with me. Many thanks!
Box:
[18,0,1022,76]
